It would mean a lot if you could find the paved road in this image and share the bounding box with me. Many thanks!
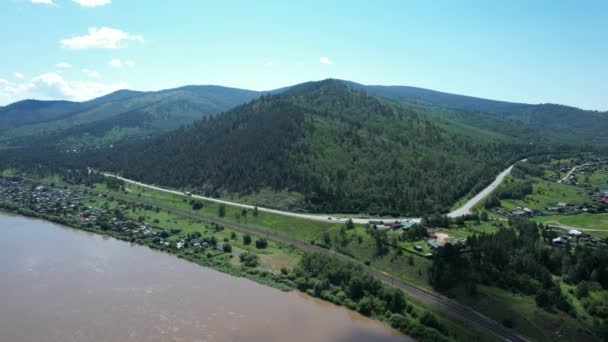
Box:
[448,163,517,218]
[103,190,528,342]
[103,160,520,225]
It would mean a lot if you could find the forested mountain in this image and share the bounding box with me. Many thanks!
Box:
[0,99,88,130]
[349,82,608,144]
[100,80,536,216]
[0,86,260,150]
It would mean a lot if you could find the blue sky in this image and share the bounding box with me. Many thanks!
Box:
[0,0,606,110]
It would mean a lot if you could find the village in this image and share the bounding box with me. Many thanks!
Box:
[0,177,238,256]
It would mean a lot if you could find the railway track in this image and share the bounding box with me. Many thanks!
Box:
[104,191,528,342]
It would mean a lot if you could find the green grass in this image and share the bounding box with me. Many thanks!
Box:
[587,168,608,190]
[85,195,303,272]
[449,285,600,342]
[499,176,593,211]
[100,182,346,242]
[534,214,608,238]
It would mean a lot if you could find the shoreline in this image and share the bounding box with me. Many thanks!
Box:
[0,207,295,292]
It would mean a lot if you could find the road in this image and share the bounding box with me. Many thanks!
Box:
[102,160,520,225]
[558,163,587,183]
[448,163,517,218]
[546,222,606,232]
[103,190,528,342]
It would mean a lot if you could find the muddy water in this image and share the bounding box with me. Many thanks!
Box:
[0,213,411,342]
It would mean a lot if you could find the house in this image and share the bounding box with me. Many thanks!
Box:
[414,245,422,251]
[389,223,401,230]
[557,202,569,208]
[511,210,527,216]
[568,229,582,237]
[427,239,439,249]
[552,237,567,246]
[400,220,415,229]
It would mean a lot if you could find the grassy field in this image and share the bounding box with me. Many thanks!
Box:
[449,285,600,342]
[588,168,608,190]
[83,194,303,273]
[534,214,608,238]
[99,182,345,243]
[499,176,593,211]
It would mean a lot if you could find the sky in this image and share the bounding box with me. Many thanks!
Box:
[0,0,607,110]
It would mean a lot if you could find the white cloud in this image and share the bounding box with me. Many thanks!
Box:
[72,0,111,7]
[31,0,55,5]
[81,68,100,78]
[60,27,143,50]
[264,61,273,67]
[319,57,334,65]
[31,72,126,101]
[109,58,136,68]
[109,58,122,67]
[0,72,126,104]
[56,62,72,69]
[14,72,24,79]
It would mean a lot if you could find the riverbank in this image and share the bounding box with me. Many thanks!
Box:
[0,206,296,291]
[0,212,411,342]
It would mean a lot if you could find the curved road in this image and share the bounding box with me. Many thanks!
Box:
[102,160,521,225]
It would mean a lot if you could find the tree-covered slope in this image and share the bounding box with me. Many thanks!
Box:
[0,99,88,130]
[352,82,608,144]
[0,86,260,150]
[102,80,533,216]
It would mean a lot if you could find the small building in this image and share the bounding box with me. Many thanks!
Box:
[400,220,415,229]
[557,202,569,208]
[568,229,582,237]
[552,237,567,246]
[511,210,527,216]
[389,223,402,230]
[427,239,439,249]
[414,245,422,251]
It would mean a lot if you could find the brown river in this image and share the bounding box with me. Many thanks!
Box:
[0,213,411,342]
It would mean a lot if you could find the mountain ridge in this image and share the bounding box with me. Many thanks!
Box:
[96,79,533,215]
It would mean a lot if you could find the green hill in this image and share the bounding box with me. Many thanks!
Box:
[350,82,608,144]
[0,86,260,150]
[101,80,532,216]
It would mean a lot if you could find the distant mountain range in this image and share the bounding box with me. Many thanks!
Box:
[0,85,259,150]
[1,79,605,151]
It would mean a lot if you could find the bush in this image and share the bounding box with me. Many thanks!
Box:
[222,243,232,253]
[239,252,259,267]
[243,234,252,245]
[255,238,268,249]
